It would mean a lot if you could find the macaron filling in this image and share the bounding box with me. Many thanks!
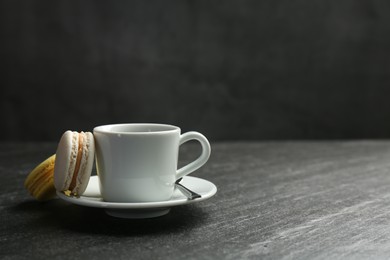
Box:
[69,132,84,192]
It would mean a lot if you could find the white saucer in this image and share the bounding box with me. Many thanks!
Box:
[56,176,217,218]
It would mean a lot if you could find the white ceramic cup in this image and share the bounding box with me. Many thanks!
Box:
[93,123,211,202]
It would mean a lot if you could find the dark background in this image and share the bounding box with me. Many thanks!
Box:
[1,0,390,141]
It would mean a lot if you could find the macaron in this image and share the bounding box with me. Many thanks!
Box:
[24,154,57,201]
[54,131,95,196]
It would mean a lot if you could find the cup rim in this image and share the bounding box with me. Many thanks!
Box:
[93,123,180,135]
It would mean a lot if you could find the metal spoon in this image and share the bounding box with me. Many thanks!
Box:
[175,178,201,200]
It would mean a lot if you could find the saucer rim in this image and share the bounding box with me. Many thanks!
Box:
[56,176,217,209]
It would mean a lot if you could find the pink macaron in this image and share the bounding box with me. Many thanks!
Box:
[54,131,95,196]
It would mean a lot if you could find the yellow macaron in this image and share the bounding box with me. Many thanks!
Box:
[24,154,57,201]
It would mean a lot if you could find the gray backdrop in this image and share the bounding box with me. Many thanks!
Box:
[2,0,390,141]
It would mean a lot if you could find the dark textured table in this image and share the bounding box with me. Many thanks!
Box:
[2,141,390,259]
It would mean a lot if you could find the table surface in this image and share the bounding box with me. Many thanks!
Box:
[2,141,390,259]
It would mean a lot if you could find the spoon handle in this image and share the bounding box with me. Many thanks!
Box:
[175,178,201,200]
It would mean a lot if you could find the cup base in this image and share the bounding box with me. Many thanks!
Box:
[104,208,170,219]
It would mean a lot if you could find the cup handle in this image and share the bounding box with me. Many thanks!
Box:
[176,131,211,180]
